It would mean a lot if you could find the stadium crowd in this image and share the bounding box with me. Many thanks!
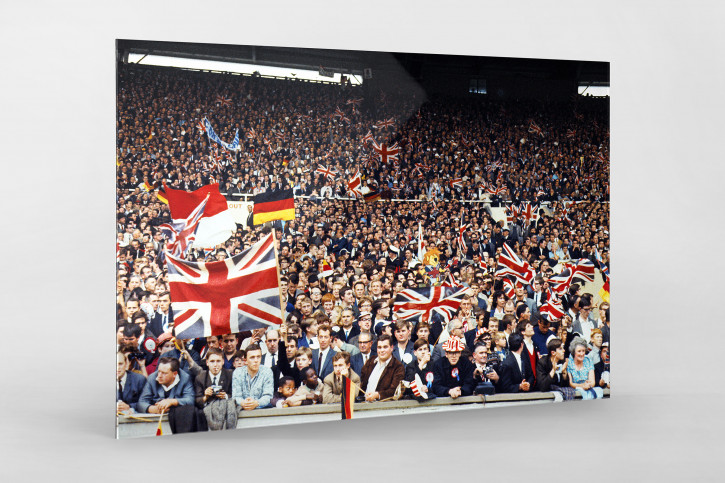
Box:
[116,63,610,433]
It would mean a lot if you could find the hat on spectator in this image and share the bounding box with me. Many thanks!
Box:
[442,338,465,352]
[157,332,174,346]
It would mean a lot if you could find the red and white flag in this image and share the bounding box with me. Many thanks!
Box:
[528,121,543,136]
[497,243,535,285]
[410,373,428,399]
[316,165,339,181]
[347,170,363,198]
[539,298,566,321]
[161,183,236,249]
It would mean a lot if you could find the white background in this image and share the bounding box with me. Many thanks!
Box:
[0,1,723,481]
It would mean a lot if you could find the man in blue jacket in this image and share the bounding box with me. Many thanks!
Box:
[137,357,195,414]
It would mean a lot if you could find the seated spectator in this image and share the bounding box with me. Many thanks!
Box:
[271,376,305,408]
[360,334,405,402]
[497,332,535,394]
[567,339,604,399]
[194,348,237,430]
[432,338,475,399]
[232,343,274,410]
[322,352,361,404]
[536,338,574,401]
[471,343,499,395]
[293,366,324,405]
[137,356,195,415]
[116,351,147,413]
[404,338,436,400]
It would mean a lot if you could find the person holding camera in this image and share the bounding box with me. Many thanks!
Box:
[472,343,499,395]
[194,348,237,430]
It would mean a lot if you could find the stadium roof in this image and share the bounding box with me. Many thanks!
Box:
[116,39,609,85]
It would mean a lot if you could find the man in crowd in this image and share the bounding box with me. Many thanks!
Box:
[360,334,405,402]
[232,343,274,410]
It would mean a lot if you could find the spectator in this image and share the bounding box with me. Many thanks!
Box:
[232,343,274,410]
[322,352,361,404]
[360,334,405,402]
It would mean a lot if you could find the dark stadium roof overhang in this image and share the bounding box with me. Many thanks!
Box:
[117,39,608,85]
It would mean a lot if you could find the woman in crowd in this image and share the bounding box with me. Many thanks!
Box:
[567,339,604,399]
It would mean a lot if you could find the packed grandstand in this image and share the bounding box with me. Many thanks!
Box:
[116,49,610,435]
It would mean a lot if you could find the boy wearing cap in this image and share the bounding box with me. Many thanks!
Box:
[431,338,475,399]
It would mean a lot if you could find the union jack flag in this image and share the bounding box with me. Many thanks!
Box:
[159,194,210,258]
[346,98,363,106]
[486,186,507,196]
[520,202,540,224]
[502,278,516,299]
[572,259,596,283]
[506,204,521,224]
[441,270,464,289]
[596,152,607,163]
[371,141,400,164]
[547,270,575,296]
[566,129,576,138]
[167,233,283,339]
[347,170,363,198]
[450,178,463,190]
[539,297,566,321]
[361,130,374,145]
[497,243,535,285]
[246,127,256,139]
[197,120,206,133]
[461,136,472,147]
[486,161,503,173]
[215,96,232,107]
[332,107,350,123]
[528,122,543,136]
[316,165,339,180]
[374,117,395,129]
[393,286,468,325]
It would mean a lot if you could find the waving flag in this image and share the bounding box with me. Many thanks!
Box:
[486,186,507,196]
[528,122,543,136]
[502,278,516,299]
[252,189,295,224]
[373,117,395,129]
[160,194,209,258]
[450,178,463,190]
[566,129,576,138]
[162,183,235,249]
[572,259,596,283]
[247,127,257,139]
[497,243,535,285]
[371,141,400,164]
[506,204,521,224]
[203,118,240,151]
[539,298,566,321]
[361,130,374,145]
[315,165,339,181]
[167,233,283,339]
[394,286,468,325]
[547,270,575,296]
[346,98,363,106]
[215,96,232,107]
[520,202,540,225]
[196,120,206,134]
[347,170,363,198]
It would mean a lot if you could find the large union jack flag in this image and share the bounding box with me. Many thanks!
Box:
[520,201,540,224]
[166,233,283,339]
[215,96,232,107]
[572,259,596,283]
[347,169,363,198]
[393,286,468,325]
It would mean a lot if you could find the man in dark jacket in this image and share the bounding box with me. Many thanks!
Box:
[497,332,535,393]
[431,338,475,398]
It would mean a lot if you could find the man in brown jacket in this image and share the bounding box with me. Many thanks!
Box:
[360,334,404,402]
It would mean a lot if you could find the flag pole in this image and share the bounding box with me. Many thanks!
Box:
[270,228,286,324]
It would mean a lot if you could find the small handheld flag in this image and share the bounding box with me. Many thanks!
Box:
[341,375,355,420]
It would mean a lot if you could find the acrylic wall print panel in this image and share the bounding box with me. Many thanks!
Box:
[115,40,610,438]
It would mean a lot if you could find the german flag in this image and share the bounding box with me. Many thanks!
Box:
[282,158,289,168]
[253,189,295,224]
[341,375,355,420]
[156,184,168,205]
[364,190,381,202]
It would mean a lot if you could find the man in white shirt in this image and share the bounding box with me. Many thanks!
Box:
[360,334,405,402]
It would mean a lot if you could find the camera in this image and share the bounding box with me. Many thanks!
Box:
[211,385,223,395]
[126,350,145,361]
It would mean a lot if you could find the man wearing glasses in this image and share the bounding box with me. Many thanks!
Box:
[350,332,375,381]
[572,295,598,344]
